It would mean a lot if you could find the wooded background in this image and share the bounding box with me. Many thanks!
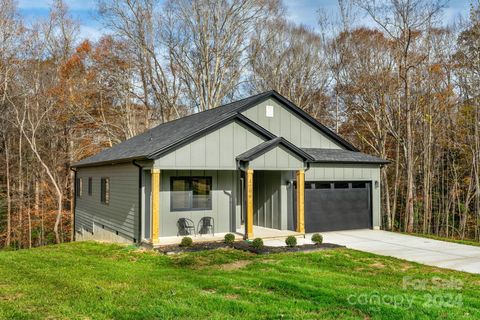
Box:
[0,0,479,249]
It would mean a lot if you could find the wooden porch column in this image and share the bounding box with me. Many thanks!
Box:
[296,170,305,233]
[151,168,160,244]
[245,169,254,239]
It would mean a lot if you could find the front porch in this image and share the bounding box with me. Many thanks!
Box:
[144,138,310,245]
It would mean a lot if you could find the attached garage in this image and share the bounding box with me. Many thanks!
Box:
[300,151,389,233]
[304,181,372,232]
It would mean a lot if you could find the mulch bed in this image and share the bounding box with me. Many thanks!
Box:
[156,241,344,255]
[157,242,228,254]
[232,242,344,254]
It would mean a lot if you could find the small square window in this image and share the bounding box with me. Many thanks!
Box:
[352,182,367,189]
[315,182,331,189]
[334,182,349,189]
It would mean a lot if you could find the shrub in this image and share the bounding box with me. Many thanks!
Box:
[224,233,235,245]
[46,232,56,245]
[285,235,297,247]
[251,238,264,249]
[311,233,323,245]
[180,236,193,247]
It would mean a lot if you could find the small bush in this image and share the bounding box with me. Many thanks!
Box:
[311,233,323,245]
[180,236,193,247]
[285,235,297,247]
[251,238,264,249]
[224,233,235,245]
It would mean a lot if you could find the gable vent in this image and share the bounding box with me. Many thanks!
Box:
[266,105,274,118]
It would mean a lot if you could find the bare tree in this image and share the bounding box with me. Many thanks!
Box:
[248,18,332,123]
[98,0,182,123]
[332,28,398,229]
[355,0,446,232]
[164,0,282,111]
[454,1,480,239]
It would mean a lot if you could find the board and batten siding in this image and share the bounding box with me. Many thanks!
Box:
[155,121,266,169]
[249,145,305,170]
[75,163,139,241]
[242,98,343,149]
[306,163,381,228]
[253,171,283,230]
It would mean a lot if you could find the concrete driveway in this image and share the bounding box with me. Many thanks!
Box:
[265,230,480,274]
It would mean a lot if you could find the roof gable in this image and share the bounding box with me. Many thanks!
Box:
[236,137,313,162]
[239,95,357,151]
[72,91,358,167]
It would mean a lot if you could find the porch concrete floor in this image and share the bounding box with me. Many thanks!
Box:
[237,225,303,239]
[155,226,302,246]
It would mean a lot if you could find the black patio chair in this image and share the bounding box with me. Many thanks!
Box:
[177,218,196,236]
[198,217,215,236]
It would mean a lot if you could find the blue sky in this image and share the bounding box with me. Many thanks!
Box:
[17,0,472,41]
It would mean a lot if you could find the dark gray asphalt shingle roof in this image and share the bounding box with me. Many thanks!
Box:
[73,91,272,167]
[73,90,384,167]
[302,148,389,164]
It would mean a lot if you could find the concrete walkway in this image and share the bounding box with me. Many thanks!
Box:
[264,230,480,274]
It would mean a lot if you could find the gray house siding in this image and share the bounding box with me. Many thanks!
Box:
[153,170,240,237]
[253,171,283,229]
[155,121,266,170]
[248,145,305,170]
[75,163,139,242]
[305,163,381,228]
[242,98,343,149]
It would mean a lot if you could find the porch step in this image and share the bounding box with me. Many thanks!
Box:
[256,233,305,241]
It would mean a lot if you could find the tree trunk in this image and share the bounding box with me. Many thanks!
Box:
[5,138,11,247]
[382,167,392,230]
[18,129,23,248]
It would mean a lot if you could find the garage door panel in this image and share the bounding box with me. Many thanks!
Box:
[304,181,371,232]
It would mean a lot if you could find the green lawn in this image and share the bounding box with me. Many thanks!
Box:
[401,232,480,247]
[0,242,479,319]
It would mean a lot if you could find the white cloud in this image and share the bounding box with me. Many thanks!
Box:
[18,0,96,11]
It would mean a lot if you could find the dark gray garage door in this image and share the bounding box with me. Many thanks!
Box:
[304,181,372,232]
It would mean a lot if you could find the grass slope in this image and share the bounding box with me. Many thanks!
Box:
[0,242,479,320]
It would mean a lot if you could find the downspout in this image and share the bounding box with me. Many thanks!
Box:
[132,160,143,244]
[70,167,77,241]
